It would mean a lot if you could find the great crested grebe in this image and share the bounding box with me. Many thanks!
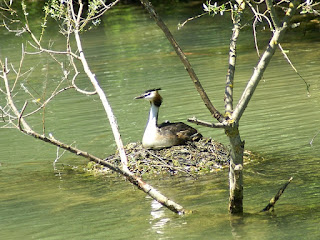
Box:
[135,88,202,149]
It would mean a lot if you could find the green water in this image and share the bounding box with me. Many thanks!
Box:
[1,2,320,239]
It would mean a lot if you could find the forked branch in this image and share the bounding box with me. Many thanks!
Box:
[232,0,301,123]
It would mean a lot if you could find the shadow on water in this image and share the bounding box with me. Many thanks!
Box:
[0,2,320,239]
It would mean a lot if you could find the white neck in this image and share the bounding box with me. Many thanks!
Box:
[146,102,159,129]
[142,102,159,147]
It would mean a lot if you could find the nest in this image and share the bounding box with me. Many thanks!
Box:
[87,138,231,177]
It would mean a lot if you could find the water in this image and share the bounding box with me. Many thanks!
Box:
[1,2,320,239]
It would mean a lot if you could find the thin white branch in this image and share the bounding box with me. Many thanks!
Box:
[1,59,32,132]
[23,86,74,118]
[74,28,130,173]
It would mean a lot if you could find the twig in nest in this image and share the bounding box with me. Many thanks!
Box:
[261,177,293,212]
[146,150,195,178]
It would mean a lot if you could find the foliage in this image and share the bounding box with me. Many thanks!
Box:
[300,0,319,14]
[203,1,226,16]
[44,0,67,20]
[43,0,117,32]
[200,0,320,24]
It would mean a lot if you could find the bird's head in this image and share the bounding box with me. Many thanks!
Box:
[135,88,163,107]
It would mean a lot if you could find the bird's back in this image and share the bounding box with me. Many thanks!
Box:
[158,121,202,144]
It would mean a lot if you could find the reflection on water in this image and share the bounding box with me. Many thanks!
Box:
[1,2,320,240]
[149,198,170,235]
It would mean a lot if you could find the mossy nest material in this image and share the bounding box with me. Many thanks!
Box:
[89,138,231,177]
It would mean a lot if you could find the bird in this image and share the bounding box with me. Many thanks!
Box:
[134,88,202,149]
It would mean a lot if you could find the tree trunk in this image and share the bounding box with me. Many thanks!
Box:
[226,124,244,214]
[227,0,300,214]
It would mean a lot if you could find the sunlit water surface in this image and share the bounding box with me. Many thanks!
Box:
[1,3,320,240]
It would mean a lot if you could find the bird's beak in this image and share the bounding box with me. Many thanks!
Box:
[134,94,145,100]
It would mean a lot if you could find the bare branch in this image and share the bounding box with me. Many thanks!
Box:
[23,86,74,118]
[18,101,28,131]
[1,55,186,214]
[22,22,80,60]
[225,7,242,118]
[232,0,301,123]
[0,0,15,13]
[74,28,131,173]
[261,177,293,212]
[69,49,97,95]
[278,43,310,95]
[188,117,228,129]
[266,0,280,29]
[246,1,274,57]
[139,0,225,123]
[11,44,26,92]
[178,12,208,30]
[1,58,32,132]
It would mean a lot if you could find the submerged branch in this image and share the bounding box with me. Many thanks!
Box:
[261,177,293,212]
